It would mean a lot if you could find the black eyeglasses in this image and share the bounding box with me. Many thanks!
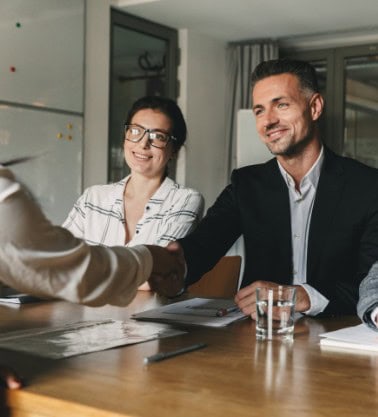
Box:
[124,123,176,149]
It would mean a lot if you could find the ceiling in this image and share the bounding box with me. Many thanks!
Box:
[116,0,378,43]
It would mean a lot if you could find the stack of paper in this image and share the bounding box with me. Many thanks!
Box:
[0,320,185,359]
[319,324,378,352]
[132,298,247,327]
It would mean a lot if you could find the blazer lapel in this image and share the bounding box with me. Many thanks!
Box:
[307,148,345,283]
[265,160,293,280]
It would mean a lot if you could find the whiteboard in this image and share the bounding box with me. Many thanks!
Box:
[0,106,82,224]
[0,0,84,112]
[236,109,272,167]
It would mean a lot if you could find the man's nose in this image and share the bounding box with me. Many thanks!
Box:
[263,109,279,129]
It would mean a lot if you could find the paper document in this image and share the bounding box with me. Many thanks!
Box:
[133,298,247,327]
[0,319,185,359]
[0,293,45,304]
[319,324,378,352]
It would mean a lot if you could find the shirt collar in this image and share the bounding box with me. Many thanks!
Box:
[117,175,176,203]
[277,145,324,190]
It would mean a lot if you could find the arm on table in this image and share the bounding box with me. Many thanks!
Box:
[235,280,310,319]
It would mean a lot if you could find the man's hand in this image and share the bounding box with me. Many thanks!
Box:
[234,280,311,320]
[0,366,22,389]
[146,245,185,298]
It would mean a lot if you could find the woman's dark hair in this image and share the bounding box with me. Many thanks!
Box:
[125,96,187,153]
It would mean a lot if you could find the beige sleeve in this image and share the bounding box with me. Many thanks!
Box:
[0,167,152,306]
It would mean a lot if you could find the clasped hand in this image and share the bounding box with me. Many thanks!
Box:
[146,243,185,298]
[234,280,311,320]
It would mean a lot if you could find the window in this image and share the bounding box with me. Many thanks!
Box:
[109,9,178,182]
[282,44,378,168]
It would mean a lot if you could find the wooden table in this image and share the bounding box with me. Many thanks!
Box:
[0,292,377,417]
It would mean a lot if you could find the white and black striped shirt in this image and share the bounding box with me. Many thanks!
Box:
[63,176,204,248]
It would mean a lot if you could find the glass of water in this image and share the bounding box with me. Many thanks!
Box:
[255,286,297,341]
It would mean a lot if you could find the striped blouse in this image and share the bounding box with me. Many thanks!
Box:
[62,175,204,248]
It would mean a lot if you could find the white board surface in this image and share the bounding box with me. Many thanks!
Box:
[236,109,272,167]
[0,106,82,224]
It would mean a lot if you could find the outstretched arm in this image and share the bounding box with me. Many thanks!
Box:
[0,167,152,306]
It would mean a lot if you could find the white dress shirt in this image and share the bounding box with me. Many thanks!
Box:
[277,147,329,315]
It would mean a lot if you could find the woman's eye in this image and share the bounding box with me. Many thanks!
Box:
[151,132,166,141]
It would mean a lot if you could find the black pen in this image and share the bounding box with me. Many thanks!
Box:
[2,153,46,167]
[144,342,207,364]
[216,306,240,317]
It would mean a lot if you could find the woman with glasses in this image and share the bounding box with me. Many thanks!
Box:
[63,96,204,290]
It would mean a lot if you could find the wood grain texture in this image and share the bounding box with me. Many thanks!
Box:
[0,293,377,417]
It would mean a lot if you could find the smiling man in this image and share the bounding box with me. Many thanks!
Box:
[168,58,378,318]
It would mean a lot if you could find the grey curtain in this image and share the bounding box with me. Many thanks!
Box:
[225,41,278,176]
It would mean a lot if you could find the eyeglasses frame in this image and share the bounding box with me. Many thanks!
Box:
[124,123,177,149]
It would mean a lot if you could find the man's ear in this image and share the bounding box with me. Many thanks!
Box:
[310,93,324,121]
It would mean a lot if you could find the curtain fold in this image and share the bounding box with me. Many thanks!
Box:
[225,41,278,176]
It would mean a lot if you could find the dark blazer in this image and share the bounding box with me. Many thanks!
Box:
[180,147,378,315]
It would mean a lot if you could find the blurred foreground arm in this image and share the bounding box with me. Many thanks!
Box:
[0,167,152,306]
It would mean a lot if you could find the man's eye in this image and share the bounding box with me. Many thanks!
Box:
[278,102,288,109]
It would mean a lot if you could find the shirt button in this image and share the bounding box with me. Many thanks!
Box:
[294,234,300,238]
[146,206,150,210]
[136,230,139,234]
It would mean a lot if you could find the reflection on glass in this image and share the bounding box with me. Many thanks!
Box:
[344,55,378,168]
[253,338,293,393]
[109,25,168,182]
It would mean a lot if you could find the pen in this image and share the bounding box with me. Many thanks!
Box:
[216,306,240,317]
[144,342,207,364]
[2,153,46,167]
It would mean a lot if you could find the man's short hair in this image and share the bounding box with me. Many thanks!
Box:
[251,58,320,94]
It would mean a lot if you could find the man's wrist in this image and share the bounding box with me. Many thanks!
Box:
[363,303,378,330]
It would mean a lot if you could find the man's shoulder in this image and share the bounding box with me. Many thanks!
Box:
[326,149,378,179]
[232,158,277,177]
[230,158,278,186]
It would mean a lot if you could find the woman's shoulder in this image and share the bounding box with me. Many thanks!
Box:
[80,178,126,203]
[164,177,203,199]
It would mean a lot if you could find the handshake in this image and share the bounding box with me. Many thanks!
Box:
[146,242,186,298]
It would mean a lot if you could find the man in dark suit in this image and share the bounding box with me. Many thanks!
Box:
[169,58,378,318]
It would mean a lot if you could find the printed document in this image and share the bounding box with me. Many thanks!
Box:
[133,298,247,327]
[319,324,378,352]
[0,319,185,359]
